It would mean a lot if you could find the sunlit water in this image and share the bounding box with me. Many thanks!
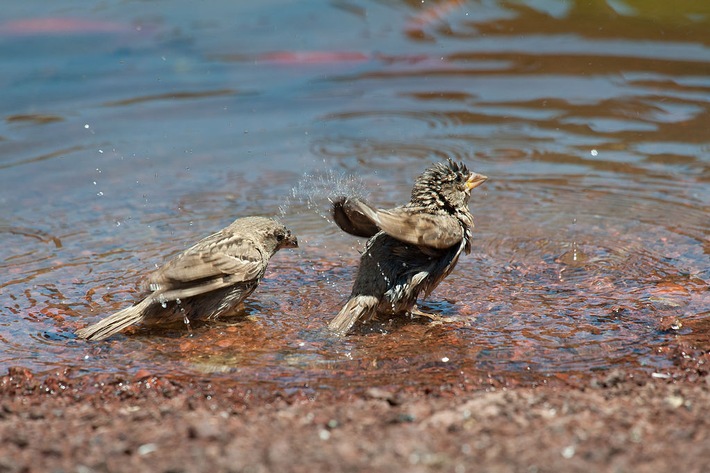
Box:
[1,0,708,391]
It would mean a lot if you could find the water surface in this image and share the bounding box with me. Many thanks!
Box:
[1,0,708,390]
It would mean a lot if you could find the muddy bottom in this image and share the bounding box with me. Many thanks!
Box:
[2,333,707,473]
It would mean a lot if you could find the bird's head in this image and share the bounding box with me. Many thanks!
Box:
[241,217,298,253]
[271,225,298,251]
[410,158,487,211]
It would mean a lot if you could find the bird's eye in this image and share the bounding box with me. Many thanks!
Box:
[276,232,285,241]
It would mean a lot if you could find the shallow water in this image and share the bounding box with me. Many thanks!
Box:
[1,0,708,390]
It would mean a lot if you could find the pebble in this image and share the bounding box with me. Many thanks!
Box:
[137,443,158,455]
[664,395,684,409]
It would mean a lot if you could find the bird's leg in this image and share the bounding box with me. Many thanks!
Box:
[409,305,456,323]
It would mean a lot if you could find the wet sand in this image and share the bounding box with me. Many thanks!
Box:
[2,333,707,473]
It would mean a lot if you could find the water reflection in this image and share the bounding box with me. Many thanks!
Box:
[0,0,707,390]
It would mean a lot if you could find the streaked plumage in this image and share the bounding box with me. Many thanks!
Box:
[76,216,297,340]
[329,159,487,335]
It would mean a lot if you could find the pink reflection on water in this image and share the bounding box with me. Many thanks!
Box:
[257,51,370,65]
[0,18,135,36]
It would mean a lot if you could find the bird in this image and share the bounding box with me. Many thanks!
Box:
[329,159,487,335]
[75,216,298,340]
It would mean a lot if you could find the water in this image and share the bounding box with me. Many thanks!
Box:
[279,170,367,221]
[1,0,708,391]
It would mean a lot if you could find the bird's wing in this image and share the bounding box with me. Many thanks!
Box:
[332,197,381,238]
[147,232,265,289]
[347,199,463,249]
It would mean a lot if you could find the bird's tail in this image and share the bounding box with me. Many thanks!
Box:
[328,295,378,336]
[75,298,152,341]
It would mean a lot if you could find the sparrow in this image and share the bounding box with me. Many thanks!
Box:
[329,159,487,335]
[75,216,298,340]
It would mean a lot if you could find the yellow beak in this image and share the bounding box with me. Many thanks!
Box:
[465,172,488,191]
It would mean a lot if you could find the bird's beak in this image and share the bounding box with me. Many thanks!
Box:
[465,172,488,191]
[284,234,299,249]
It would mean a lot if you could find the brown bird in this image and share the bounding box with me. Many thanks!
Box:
[76,216,298,341]
[329,159,487,335]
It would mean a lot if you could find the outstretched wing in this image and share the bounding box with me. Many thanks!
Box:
[332,196,381,238]
[335,197,463,249]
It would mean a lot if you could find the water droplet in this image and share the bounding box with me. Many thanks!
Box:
[590,149,598,157]
[278,170,367,221]
[572,241,578,262]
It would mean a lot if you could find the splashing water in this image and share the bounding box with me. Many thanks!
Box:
[279,169,368,222]
[268,170,372,305]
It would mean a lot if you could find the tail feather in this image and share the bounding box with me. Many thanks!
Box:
[75,298,152,341]
[328,295,378,336]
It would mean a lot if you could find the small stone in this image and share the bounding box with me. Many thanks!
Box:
[389,413,415,424]
[561,445,575,459]
[366,387,394,401]
[665,395,684,409]
[365,387,402,405]
[137,443,158,456]
[187,419,222,440]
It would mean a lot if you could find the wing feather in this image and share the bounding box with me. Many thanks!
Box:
[346,199,463,249]
[332,197,380,238]
[148,231,265,288]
